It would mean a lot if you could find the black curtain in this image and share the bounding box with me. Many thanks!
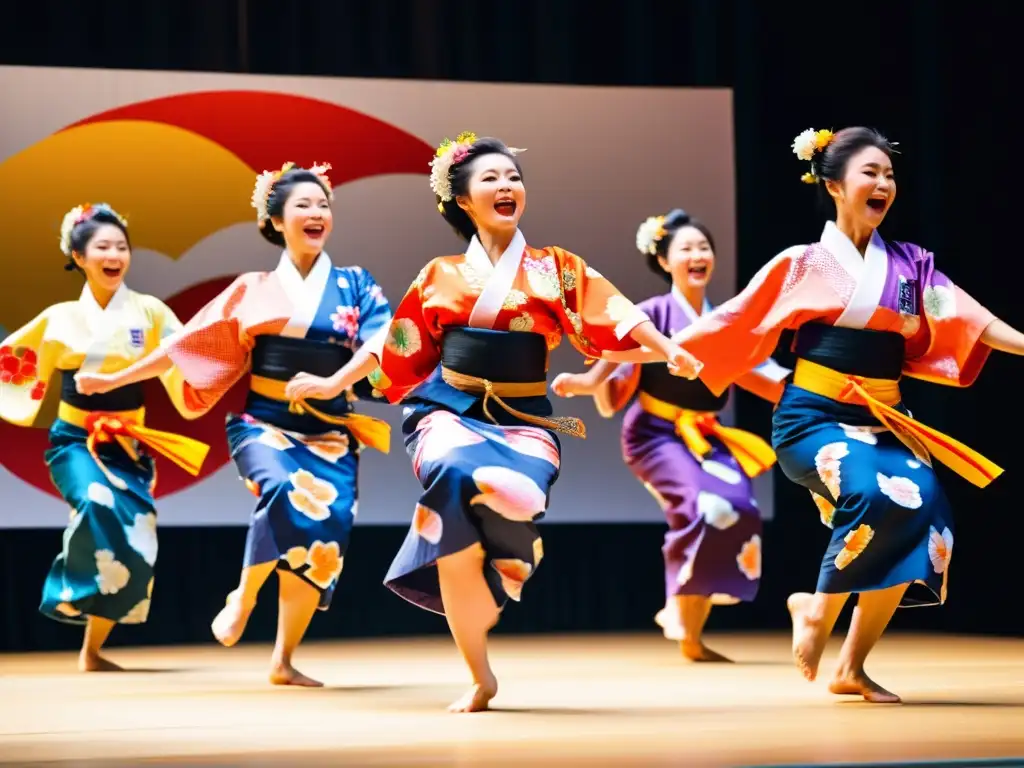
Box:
[1,1,1020,650]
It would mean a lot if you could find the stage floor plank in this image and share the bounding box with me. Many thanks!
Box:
[1,633,1023,766]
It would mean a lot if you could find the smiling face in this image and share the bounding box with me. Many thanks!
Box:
[455,153,525,238]
[826,145,896,230]
[658,225,715,290]
[272,181,333,256]
[72,223,131,295]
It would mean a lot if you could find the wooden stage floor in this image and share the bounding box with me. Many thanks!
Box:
[1,632,1023,766]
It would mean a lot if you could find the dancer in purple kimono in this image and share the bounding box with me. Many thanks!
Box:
[552,209,788,661]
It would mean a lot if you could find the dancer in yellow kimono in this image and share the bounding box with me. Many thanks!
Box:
[0,203,209,671]
[667,126,1024,702]
[371,132,701,712]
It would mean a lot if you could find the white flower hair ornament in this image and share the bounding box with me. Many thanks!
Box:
[429,131,525,210]
[636,215,668,256]
[59,203,127,256]
[251,162,333,222]
[791,128,835,184]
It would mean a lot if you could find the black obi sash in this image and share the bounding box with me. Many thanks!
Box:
[441,327,548,383]
[793,323,905,380]
[61,370,144,411]
[251,335,354,380]
[639,362,729,412]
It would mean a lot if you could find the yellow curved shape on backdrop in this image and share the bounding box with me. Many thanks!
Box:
[0,120,255,330]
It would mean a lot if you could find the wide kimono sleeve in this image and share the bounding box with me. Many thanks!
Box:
[734,358,791,404]
[592,363,640,418]
[0,307,62,427]
[353,268,393,346]
[902,251,996,386]
[673,245,824,396]
[375,264,443,403]
[591,294,658,416]
[161,275,259,417]
[145,297,204,420]
[351,268,394,400]
[549,247,650,359]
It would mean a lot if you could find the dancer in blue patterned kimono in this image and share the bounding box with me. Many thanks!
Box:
[370,133,701,712]
[672,127,1024,702]
[77,164,392,687]
[1,203,209,671]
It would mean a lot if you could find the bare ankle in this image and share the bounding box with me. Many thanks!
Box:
[271,653,291,669]
[471,666,498,691]
[834,660,864,679]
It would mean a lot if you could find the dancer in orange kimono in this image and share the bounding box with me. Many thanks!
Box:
[370,132,701,712]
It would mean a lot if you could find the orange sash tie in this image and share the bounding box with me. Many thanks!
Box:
[792,359,1002,488]
[248,375,391,453]
[637,391,776,478]
[57,402,210,491]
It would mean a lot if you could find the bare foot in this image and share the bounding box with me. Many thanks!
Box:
[654,607,683,641]
[787,592,829,682]
[448,675,498,713]
[211,591,253,648]
[681,639,733,662]
[269,661,323,687]
[79,652,123,672]
[829,670,901,703]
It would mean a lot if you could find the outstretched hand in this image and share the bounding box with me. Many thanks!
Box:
[75,371,117,396]
[550,372,597,398]
[665,345,703,380]
[284,372,343,402]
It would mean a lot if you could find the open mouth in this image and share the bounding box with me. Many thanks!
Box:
[867,198,887,212]
[101,266,123,278]
[688,265,709,278]
[303,223,325,238]
[494,200,517,217]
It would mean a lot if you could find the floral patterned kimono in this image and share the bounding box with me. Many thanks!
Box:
[598,287,789,639]
[0,284,208,625]
[374,228,651,614]
[162,252,392,609]
[675,221,1000,606]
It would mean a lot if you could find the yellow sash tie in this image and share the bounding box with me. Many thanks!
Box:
[792,359,1002,488]
[440,367,586,439]
[249,375,390,453]
[637,391,776,478]
[57,402,210,491]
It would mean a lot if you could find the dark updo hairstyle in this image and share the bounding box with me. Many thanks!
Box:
[804,126,895,212]
[645,208,716,282]
[61,204,130,273]
[437,137,523,242]
[258,166,333,247]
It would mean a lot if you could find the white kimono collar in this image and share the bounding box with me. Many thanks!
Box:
[276,250,333,297]
[670,285,712,325]
[275,250,333,337]
[821,221,889,329]
[79,281,129,318]
[465,229,527,329]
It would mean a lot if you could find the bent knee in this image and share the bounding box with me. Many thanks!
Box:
[437,542,487,572]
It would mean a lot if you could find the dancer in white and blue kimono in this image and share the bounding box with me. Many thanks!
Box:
[77,164,392,687]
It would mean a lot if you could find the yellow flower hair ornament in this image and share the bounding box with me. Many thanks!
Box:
[792,128,834,183]
[59,203,128,256]
[251,162,333,222]
[636,215,668,256]
[429,131,526,206]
